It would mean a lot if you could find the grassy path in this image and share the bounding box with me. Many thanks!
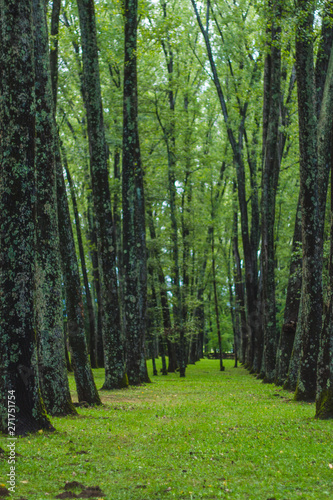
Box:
[1,359,333,499]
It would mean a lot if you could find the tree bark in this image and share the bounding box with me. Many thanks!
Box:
[49,0,61,109]
[232,200,248,365]
[316,136,333,418]
[261,0,282,383]
[62,146,97,372]
[76,0,127,389]
[87,204,104,368]
[147,208,173,374]
[48,0,101,404]
[56,146,102,405]
[122,0,149,385]
[275,197,302,386]
[33,0,76,416]
[294,0,321,401]
[211,226,224,371]
[315,31,333,417]
[0,0,54,434]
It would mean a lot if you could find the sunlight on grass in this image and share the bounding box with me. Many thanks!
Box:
[1,359,333,499]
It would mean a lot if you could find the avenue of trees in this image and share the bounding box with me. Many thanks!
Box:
[1,0,333,434]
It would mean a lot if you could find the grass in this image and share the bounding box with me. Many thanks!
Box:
[1,359,333,500]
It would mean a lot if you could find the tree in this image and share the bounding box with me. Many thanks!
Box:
[294,0,333,401]
[191,0,262,372]
[48,0,102,406]
[122,0,150,385]
[0,0,54,434]
[260,0,282,383]
[76,0,127,389]
[32,0,76,416]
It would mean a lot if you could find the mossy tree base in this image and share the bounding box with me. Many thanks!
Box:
[101,372,129,391]
[315,390,333,419]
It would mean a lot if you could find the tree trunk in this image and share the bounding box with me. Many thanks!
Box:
[232,190,249,365]
[194,256,207,362]
[113,147,126,355]
[316,138,333,419]
[56,145,102,405]
[275,197,302,386]
[62,147,97,370]
[48,0,101,404]
[147,208,174,373]
[49,0,61,109]
[0,0,54,434]
[33,0,76,416]
[211,226,224,372]
[294,0,321,401]
[315,29,333,417]
[122,0,149,385]
[76,0,127,389]
[147,268,159,377]
[87,205,104,368]
[261,0,282,383]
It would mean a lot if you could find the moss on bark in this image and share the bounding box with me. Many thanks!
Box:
[77,0,127,389]
[32,0,76,417]
[0,0,54,435]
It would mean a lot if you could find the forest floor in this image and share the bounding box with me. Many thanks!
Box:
[1,359,333,500]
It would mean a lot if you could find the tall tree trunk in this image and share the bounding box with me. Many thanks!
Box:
[275,197,302,386]
[316,146,333,418]
[232,187,248,365]
[211,226,224,371]
[122,0,149,385]
[87,204,104,368]
[62,146,97,370]
[261,0,282,383]
[147,208,173,374]
[49,0,61,109]
[76,0,127,389]
[147,263,159,376]
[113,147,126,353]
[194,256,207,362]
[33,0,76,416]
[226,244,238,368]
[156,1,186,377]
[315,33,333,417]
[56,148,101,405]
[48,0,101,404]
[0,0,54,434]
[294,0,321,401]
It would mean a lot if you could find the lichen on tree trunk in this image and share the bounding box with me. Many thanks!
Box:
[122,0,150,385]
[294,0,322,401]
[76,0,127,389]
[32,0,76,416]
[0,0,54,435]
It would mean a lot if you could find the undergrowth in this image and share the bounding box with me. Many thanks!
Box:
[1,359,333,499]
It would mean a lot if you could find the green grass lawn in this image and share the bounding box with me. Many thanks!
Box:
[1,359,333,500]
